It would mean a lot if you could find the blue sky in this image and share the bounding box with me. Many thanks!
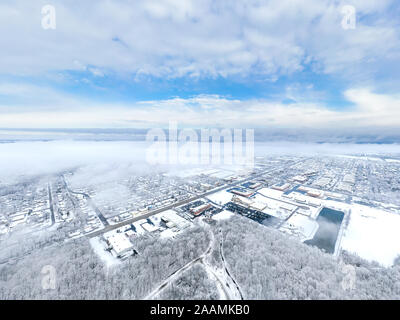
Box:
[0,0,399,130]
[28,67,349,105]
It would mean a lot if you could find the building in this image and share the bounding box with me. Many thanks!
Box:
[230,189,254,198]
[190,203,212,216]
[248,182,262,189]
[307,190,322,198]
[141,222,159,232]
[106,233,134,259]
[232,195,253,207]
[271,183,290,191]
[160,210,191,229]
[292,175,308,183]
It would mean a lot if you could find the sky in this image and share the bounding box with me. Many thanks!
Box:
[0,0,400,131]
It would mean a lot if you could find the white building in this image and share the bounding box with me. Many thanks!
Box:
[106,233,134,259]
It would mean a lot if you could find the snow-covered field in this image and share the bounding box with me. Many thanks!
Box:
[206,189,233,206]
[212,210,234,221]
[341,204,400,267]
[258,187,284,199]
[280,213,319,241]
[89,237,121,268]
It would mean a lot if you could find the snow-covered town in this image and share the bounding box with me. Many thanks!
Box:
[2,153,400,274]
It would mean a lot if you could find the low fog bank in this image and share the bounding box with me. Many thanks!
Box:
[0,140,399,184]
[3,128,400,145]
[0,140,150,184]
[255,141,400,156]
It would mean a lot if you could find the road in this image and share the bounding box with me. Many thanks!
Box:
[61,175,109,227]
[47,183,55,226]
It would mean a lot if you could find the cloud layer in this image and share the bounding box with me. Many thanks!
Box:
[0,0,398,80]
[0,83,400,130]
[0,1,399,131]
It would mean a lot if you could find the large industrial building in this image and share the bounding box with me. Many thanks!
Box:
[105,233,135,259]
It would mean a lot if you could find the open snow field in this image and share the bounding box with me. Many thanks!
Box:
[89,237,121,268]
[206,189,233,206]
[212,210,234,221]
[280,213,319,241]
[341,204,400,267]
[258,187,284,199]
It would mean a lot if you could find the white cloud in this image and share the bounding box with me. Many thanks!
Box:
[0,140,150,183]
[0,1,399,131]
[0,82,399,130]
[0,0,398,80]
